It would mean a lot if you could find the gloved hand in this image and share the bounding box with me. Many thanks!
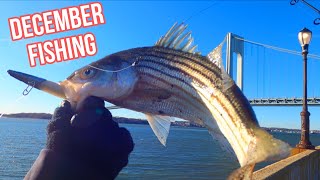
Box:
[25,96,134,180]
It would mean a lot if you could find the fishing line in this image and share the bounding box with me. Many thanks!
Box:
[183,1,217,23]
[88,1,219,73]
[0,95,26,118]
[87,61,138,73]
[0,82,35,118]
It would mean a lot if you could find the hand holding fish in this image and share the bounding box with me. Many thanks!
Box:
[25,96,134,180]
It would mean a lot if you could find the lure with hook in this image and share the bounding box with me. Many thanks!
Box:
[7,70,66,99]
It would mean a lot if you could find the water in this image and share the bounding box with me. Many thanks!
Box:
[1,118,320,180]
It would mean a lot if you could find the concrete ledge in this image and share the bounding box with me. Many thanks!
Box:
[253,146,320,180]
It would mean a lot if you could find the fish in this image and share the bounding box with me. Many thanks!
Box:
[8,23,291,179]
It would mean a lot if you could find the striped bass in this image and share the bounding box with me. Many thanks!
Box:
[8,23,291,179]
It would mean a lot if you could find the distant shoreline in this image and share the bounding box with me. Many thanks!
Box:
[0,113,203,128]
[1,113,319,134]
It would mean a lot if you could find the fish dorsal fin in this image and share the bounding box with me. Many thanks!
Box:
[155,22,200,54]
[207,41,224,68]
[145,114,175,146]
[207,41,235,91]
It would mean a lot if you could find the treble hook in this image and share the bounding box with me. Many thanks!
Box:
[23,81,35,96]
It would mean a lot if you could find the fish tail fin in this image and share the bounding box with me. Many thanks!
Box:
[206,122,290,168]
[227,128,290,179]
[246,128,291,165]
[228,163,255,180]
[226,128,290,179]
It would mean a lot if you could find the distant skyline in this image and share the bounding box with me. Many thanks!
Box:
[1,1,320,129]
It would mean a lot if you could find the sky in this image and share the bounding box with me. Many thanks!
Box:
[1,0,320,129]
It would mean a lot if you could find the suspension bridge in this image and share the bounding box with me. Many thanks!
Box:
[225,33,320,106]
[106,32,320,110]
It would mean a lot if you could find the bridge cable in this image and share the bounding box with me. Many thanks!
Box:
[263,47,266,97]
[234,37,320,60]
[257,46,260,97]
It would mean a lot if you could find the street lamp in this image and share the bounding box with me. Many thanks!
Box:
[296,27,314,149]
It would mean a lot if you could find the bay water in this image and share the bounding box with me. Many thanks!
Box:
[1,118,320,180]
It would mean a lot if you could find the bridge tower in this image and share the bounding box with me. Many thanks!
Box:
[226,33,244,90]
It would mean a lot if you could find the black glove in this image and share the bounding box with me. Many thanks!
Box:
[26,96,134,180]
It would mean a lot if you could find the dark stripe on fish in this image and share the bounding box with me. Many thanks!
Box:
[140,47,221,73]
[138,55,221,88]
[224,85,259,126]
[137,64,207,101]
[141,48,259,126]
[134,47,221,79]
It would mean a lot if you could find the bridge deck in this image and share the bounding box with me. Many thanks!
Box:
[106,97,320,110]
[249,97,320,106]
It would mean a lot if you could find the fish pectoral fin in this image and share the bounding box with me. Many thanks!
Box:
[145,114,175,146]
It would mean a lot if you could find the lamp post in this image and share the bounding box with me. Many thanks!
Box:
[296,27,314,149]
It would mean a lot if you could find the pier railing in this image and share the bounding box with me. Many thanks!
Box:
[253,146,320,179]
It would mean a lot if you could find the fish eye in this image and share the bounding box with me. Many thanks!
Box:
[80,68,96,79]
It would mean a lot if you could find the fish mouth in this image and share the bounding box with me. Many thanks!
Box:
[7,70,66,99]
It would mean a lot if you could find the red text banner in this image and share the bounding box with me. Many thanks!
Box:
[8,2,105,67]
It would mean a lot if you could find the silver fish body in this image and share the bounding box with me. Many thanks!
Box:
[103,46,256,127]
[71,46,289,168]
